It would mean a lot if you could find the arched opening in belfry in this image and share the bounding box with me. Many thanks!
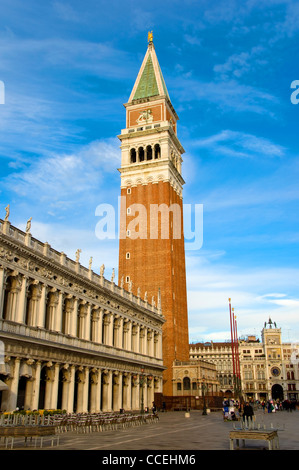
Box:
[130,148,136,163]
[146,145,152,160]
[138,147,144,162]
[154,144,161,159]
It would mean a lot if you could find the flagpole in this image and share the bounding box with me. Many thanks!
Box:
[229,298,236,394]
[234,313,241,398]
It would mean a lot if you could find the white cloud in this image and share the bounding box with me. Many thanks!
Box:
[186,256,299,343]
[17,219,119,276]
[189,130,285,160]
[213,46,266,80]
[171,76,278,116]
[4,138,120,206]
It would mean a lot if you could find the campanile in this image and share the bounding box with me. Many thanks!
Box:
[118,33,189,396]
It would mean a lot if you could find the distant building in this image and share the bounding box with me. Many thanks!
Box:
[172,360,219,398]
[190,319,299,402]
[190,342,234,396]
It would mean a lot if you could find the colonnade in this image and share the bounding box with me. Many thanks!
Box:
[129,143,181,174]
[0,357,160,413]
[0,267,162,359]
[130,143,161,163]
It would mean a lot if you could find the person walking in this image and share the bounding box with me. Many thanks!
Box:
[243,402,254,423]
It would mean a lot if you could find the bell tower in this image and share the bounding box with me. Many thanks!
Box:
[118,33,189,396]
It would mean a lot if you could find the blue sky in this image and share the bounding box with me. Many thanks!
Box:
[0,0,299,343]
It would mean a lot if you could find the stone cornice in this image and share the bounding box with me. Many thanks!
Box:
[118,123,185,155]
[0,220,165,330]
[0,319,165,373]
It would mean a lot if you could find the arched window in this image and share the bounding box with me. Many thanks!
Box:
[154,144,161,159]
[138,147,144,162]
[130,148,136,163]
[183,377,191,390]
[146,145,152,160]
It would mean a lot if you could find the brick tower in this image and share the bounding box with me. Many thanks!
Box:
[118,33,189,396]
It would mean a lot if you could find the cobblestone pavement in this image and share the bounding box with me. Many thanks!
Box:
[2,408,299,453]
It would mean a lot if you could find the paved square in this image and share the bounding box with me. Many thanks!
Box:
[2,408,298,452]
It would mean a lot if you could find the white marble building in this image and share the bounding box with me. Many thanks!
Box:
[0,216,164,413]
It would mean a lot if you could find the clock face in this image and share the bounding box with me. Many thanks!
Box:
[271,367,280,377]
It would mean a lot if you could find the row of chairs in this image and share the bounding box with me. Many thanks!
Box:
[47,411,159,433]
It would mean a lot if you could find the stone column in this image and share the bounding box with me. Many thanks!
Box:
[148,330,154,357]
[103,312,113,346]
[98,308,103,344]
[147,378,154,409]
[113,317,120,347]
[8,357,20,411]
[44,363,54,409]
[102,370,112,412]
[143,380,148,411]
[85,304,91,341]
[15,274,27,324]
[37,284,47,328]
[132,376,140,411]
[55,291,64,332]
[70,298,78,337]
[123,373,132,411]
[108,313,114,346]
[123,320,129,350]
[64,296,74,335]
[6,274,22,322]
[90,369,101,412]
[68,365,76,413]
[77,302,87,339]
[107,370,113,412]
[132,324,140,353]
[101,371,108,412]
[91,309,99,342]
[47,290,59,331]
[75,368,85,413]
[82,367,89,412]
[0,266,6,318]
[50,363,60,409]
[96,369,102,412]
[27,281,42,326]
[31,361,41,411]
[118,317,124,349]
[113,372,123,411]
[61,365,70,412]
[23,360,35,410]
[139,327,146,354]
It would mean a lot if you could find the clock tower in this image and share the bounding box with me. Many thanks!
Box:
[117,33,189,396]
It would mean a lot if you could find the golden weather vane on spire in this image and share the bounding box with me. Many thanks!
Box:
[148,31,153,43]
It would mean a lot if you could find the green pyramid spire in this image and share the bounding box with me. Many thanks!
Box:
[133,55,159,100]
